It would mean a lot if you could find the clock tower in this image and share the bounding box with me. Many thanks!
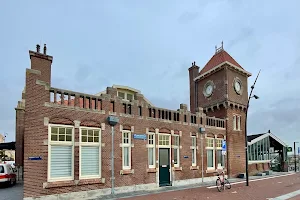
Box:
[189,43,252,177]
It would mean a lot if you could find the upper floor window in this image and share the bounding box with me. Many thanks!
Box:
[118,91,134,101]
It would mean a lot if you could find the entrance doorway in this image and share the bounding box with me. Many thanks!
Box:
[159,148,171,186]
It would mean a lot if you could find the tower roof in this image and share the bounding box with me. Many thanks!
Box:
[199,50,244,75]
[194,43,252,81]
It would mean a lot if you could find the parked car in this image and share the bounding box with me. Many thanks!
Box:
[0,163,17,186]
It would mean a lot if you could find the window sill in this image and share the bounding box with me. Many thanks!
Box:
[190,166,199,170]
[173,167,182,171]
[43,180,75,189]
[77,178,105,186]
[120,169,134,175]
[147,168,157,173]
[109,111,117,115]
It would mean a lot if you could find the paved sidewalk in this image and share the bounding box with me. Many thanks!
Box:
[95,172,295,200]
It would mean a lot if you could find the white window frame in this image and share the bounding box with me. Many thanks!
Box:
[237,115,241,130]
[233,115,237,130]
[206,137,215,170]
[147,133,155,168]
[117,91,135,101]
[79,126,102,180]
[121,130,132,170]
[173,135,180,168]
[191,136,197,166]
[216,139,224,167]
[48,124,74,182]
[158,134,170,147]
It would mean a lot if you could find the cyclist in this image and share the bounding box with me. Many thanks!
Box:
[216,163,225,184]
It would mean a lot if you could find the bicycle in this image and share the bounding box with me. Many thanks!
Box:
[216,171,231,192]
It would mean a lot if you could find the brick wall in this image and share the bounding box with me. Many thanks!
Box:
[15,104,25,167]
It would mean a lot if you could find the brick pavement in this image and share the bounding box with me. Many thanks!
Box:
[118,173,300,200]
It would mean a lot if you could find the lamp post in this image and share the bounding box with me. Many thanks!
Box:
[199,127,205,183]
[245,70,261,186]
[107,116,119,195]
[294,142,299,172]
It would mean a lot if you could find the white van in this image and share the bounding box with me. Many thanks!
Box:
[0,163,17,186]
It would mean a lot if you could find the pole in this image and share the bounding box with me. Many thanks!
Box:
[111,126,115,195]
[245,70,261,186]
[294,142,296,172]
[201,134,204,182]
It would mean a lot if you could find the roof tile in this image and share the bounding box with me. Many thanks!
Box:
[199,50,244,75]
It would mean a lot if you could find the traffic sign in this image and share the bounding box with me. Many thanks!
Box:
[287,147,293,152]
[222,140,226,151]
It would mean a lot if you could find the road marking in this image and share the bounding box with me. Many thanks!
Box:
[207,173,295,189]
[271,189,300,200]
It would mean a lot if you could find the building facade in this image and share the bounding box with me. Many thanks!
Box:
[16,43,258,199]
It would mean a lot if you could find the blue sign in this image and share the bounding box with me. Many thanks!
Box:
[184,156,189,158]
[133,134,147,140]
[222,140,226,151]
[28,156,42,160]
[298,147,300,154]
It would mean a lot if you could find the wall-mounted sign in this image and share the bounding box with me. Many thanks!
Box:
[28,156,42,160]
[133,134,147,140]
[184,156,189,158]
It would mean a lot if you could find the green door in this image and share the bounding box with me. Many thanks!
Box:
[159,148,171,186]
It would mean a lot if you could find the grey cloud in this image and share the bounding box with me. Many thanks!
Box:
[227,27,254,50]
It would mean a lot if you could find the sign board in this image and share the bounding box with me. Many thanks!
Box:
[222,150,226,155]
[222,140,226,151]
[133,134,147,140]
[298,147,300,154]
[287,147,293,152]
[28,156,42,160]
[184,156,189,158]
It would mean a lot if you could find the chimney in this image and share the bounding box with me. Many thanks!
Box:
[43,44,47,55]
[36,44,40,53]
[188,61,199,113]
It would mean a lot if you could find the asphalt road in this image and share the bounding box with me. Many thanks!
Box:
[120,173,300,200]
[0,183,23,200]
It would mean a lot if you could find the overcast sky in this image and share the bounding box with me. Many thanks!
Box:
[1,0,300,151]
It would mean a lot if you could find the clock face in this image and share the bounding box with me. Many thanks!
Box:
[234,79,242,94]
[206,85,213,95]
[235,81,241,92]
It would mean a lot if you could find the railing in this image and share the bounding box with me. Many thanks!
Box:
[49,88,103,111]
[48,88,225,129]
[206,117,225,128]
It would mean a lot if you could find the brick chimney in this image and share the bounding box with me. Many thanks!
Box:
[188,61,199,113]
[29,43,53,84]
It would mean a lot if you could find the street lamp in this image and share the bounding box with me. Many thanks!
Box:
[199,127,205,183]
[107,116,119,195]
[294,142,299,172]
[245,70,261,187]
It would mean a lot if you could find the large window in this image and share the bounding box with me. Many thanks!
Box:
[206,138,214,170]
[80,127,101,179]
[191,136,197,166]
[122,131,131,169]
[248,136,271,161]
[216,139,224,167]
[148,133,155,168]
[173,135,180,167]
[48,125,74,182]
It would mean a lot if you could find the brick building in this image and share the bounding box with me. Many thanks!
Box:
[15,43,258,199]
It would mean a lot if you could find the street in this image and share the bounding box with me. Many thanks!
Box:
[119,173,300,200]
[0,183,23,200]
